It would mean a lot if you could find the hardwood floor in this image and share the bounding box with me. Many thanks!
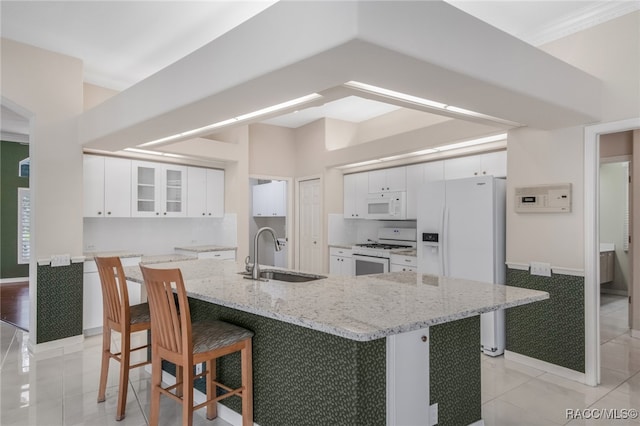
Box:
[0,281,29,331]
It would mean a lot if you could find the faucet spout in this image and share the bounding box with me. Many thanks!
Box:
[252,227,282,280]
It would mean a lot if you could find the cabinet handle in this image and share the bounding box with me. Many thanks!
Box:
[156,212,159,216]
[483,171,487,175]
[208,213,211,216]
[163,212,167,216]
[405,259,411,262]
[474,172,478,175]
[98,211,102,215]
[107,211,111,215]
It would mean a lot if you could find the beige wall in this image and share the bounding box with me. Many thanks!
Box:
[84,83,118,111]
[1,39,84,260]
[601,131,633,158]
[506,12,640,271]
[248,123,296,177]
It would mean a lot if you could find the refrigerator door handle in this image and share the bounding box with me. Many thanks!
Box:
[443,207,450,276]
[439,206,446,276]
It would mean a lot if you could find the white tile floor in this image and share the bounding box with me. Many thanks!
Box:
[482,295,640,425]
[1,295,638,425]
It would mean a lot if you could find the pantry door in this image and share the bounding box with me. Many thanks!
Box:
[298,178,322,273]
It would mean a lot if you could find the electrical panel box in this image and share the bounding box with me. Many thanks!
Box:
[515,183,571,213]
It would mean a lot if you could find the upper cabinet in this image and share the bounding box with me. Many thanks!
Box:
[443,151,506,180]
[131,161,187,217]
[83,155,131,217]
[343,172,368,219]
[368,167,406,193]
[405,162,444,220]
[253,181,286,217]
[186,167,225,218]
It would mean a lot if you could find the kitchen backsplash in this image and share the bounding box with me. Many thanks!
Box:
[328,213,417,245]
[83,213,237,255]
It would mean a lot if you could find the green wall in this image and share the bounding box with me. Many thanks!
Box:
[1,141,30,279]
[506,268,585,373]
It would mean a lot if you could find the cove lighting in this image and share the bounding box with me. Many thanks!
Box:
[123,148,186,159]
[343,81,521,127]
[139,93,322,148]
[338,133,507,169]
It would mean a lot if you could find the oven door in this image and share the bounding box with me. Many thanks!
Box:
[353,255,389,276]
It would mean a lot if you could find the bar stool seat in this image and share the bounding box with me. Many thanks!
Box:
[140,265,254,426]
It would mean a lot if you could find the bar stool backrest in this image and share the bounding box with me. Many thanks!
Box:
[95,256,131,327]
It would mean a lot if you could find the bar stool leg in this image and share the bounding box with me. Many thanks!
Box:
[241,340,253,426]
[182,367,194,426]
[149,355,162,426]
[97,326,111,403]
[206,359,217,420]
[116,332,131,421]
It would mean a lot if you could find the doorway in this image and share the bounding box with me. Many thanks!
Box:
[248,176,293,268]
[599,155,632,343]
[585,118,640,387]
[297,177,322,273]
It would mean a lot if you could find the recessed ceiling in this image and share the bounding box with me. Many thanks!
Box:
[2,1,636,137]
[261,96,402,128]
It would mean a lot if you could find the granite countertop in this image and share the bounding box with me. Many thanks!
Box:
[175,245,237,253]
[391,248,417,256]
[124,259,548,342]
[140,254,197,264]
[84,250,144,260]
[329,243,355,250]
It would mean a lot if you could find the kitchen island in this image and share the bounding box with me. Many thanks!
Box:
[125,259,548,426]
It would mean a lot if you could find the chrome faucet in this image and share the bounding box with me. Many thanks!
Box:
[251,227,282,280]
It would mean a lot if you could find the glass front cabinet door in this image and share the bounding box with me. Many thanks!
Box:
[131,161,187,217]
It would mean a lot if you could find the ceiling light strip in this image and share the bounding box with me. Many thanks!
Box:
[344,81,521,127]
[338,133,507,169]
[139,93,322,147]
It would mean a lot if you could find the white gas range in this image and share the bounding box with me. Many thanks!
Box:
[352,228,416,276]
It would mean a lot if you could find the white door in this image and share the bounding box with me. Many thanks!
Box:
[299,179,322,273]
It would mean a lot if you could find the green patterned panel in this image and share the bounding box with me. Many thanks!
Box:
[430,316,481,426]
[187,298,387,426]
[505,269,585,373]
[36,263,84,343]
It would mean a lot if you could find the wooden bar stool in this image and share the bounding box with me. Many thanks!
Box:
[140,265,254,426]
[95,256,151,421]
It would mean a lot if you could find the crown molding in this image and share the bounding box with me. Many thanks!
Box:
[525,1,640,46]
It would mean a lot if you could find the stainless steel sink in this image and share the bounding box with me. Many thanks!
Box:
[240,270,326,282]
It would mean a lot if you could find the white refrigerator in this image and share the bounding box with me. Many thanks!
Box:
[417,175,506,356]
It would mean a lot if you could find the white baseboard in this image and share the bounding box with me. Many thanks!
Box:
[631,329,640,339]
[28,334,84,356]
[504,350,586,384]
[147,367,259,426]
[83,327,103,337]
[0,277,29,284]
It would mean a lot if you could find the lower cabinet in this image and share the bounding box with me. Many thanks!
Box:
[83,256,142,335]
[390,254,417,272]
[329,247,354,276]
[600,251,615,284]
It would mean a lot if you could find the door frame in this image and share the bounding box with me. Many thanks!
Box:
[295,175,323,271]
[584,117,640,386]
[249,174,295,268]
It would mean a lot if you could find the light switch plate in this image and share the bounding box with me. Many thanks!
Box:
[530,262,551,277]
[51,254,71,267]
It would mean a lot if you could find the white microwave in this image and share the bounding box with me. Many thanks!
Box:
[366,192,407,220]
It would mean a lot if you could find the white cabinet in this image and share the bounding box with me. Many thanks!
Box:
[600,251,615,284]
[390,254,417,272]
[343,172,368,219]
[131,161,187,217]
[83,155,131,217]
[406,161,444,220]
[83,256,141,334]
[329,247,353,276]
[368,167,406,193]
[187,167,224,218]
[444,151,507,180]
[253,181,286,217]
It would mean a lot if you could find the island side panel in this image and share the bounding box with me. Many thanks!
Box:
[187,298,386,426]
[430,315,482,426]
